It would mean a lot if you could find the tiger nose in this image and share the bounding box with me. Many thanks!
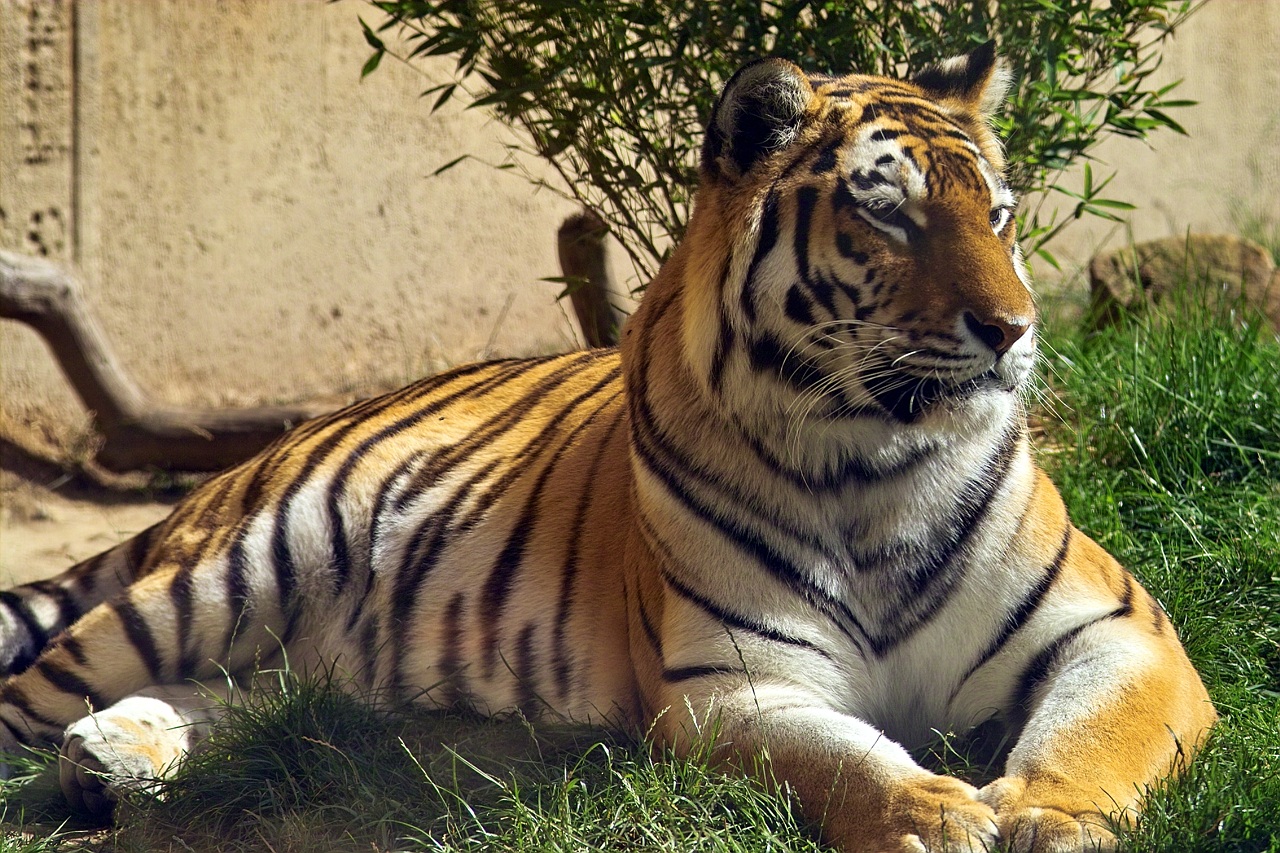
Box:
[963,311,1031,355]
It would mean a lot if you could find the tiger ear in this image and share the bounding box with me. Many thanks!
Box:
[702,58,814,181]
[910,40,1010,120]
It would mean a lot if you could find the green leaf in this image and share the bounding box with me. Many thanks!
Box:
[430,155,470,176]
[1035,246,1063,270]
[357,0,1200,276]
[1087,198,1138,210]
[361,50,383,79]
[358,16,386,52]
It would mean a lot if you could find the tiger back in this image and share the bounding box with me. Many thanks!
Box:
[0,42,1213,853]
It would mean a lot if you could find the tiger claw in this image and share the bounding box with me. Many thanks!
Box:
[59,734,116,817]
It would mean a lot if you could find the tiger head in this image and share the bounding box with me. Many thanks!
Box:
[646,43,1036,442]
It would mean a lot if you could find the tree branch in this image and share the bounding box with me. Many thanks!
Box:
[556,211,626,348]
[1,251,331,473]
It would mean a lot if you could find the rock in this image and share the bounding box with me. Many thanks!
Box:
[1087,234,1280,331]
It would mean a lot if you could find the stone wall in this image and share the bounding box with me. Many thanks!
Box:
[1,0,581,445]
[2,0,1277,447]
[1037,0,1280,275]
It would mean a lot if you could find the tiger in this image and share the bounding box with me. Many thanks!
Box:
[0,42,1214,853]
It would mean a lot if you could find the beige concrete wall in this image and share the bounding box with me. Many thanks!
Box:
[2,0,1277,447]
[2,0,581,445]
[1029,0,1280,277]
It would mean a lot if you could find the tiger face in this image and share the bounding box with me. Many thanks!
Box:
[677,43,1037,436]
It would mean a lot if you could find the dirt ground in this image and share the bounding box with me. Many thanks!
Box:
[0,435,181,589]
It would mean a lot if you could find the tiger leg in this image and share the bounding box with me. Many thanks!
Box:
[979,609,1215,852]
[0,552,288,757]
[58,681,233,816]
[661,683,999,853]
[0,524,161,677]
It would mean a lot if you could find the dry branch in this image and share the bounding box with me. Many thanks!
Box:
[556,211,627,348]
[1,250,330,473]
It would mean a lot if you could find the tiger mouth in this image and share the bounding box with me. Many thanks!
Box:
[865,369,1014,423]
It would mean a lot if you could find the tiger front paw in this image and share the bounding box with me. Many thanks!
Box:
[979,777,1118,853]
[828,773,997,853]
[897,775,1000,852]
[58,696,196,816]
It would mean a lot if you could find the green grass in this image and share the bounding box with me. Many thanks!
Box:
[2,679,824,852]
[3,282,1279,852]
[1034,290,1280,853]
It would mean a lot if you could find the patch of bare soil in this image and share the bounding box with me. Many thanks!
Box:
[0,428,187,589]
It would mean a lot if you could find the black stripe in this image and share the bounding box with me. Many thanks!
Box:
[634,583,663,661]
[708,306,735,394]
[0,715,26,748]
[1149,597,1167,635]
[388,459,501,698]
[159,479,241,674]
[950,527,1072,702]
[368,451,427,563]
[784,283,817,327]
[661,564,832,660]
[792,185,820,284]
[632,429,870,657]
[325,488,354,593]
[170,560,198,677]
[807,271,841,316]
[662,664,741,684]
[356,614,380,690]
[69,550,107,600]
[864,427,1022,655]
[439,592,468,706]
[834,230,869,266]
[1118,572,1136,616]
[552,404,627,701]
[810,137,842,174]
[60,634,89,666]
[1014,603,1133,711]
[126,523,161,577]
[223,527,255,659]
[0,682,65,739]
[642,513,834,662]
[848,168,894,192]
[740,189,781,325]
[348,451,429,634]
[479,380,623,677]
[191,473,240,532]
[514,623,540,717]
[0,592,48,675]
[269,506,300,641]
[747,331,827,394]
[112,597,164,681]
[34,657,107,713]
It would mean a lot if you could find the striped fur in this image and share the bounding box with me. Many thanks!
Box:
[0,44,1213,852]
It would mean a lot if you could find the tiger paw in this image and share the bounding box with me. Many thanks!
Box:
[880,774,1000,853]
[58,695,197,816]
[979,777,1118,853]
